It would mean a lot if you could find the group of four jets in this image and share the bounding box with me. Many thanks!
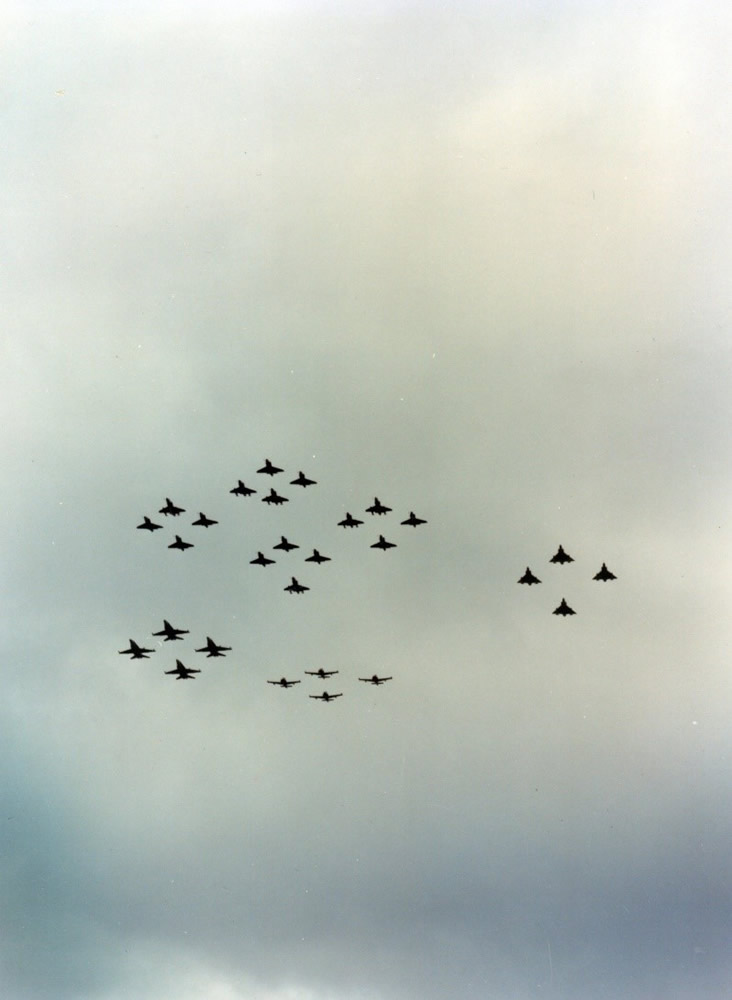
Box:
[267,670,393,701]
[518,545,617,615]
[119,626,231,679]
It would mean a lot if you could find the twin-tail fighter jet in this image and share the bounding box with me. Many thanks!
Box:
[159,498,185,517]
[553,598,576,616]
[305,668,338,678]
[284,577,309,594]
[550,545,574,564]
[165,660,200,680]
[192,512,218,528]
[230,480,256,497]
[309,691,342,702]
[267,678,301,688]
[119,639,155,659]
[518,567,541,585]
[593,563,617,581]
[195,637,231,657]
[371,535,396,551]
[262,488,288,506]
[257,459,283,476]
[400,512,427,527]
[359,675,392,685]
[137,516,162,532]
[250,551,275,567]
[152,620,189,642]
[366,497,392,516]
[338,512,363,528]
[169,535,193,551]
[305,549,331,564]
[273,536,298,552]
[290,471,316,487]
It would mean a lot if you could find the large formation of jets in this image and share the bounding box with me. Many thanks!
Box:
[518,544,617,615]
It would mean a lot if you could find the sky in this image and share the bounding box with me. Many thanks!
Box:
[2,2,731,998]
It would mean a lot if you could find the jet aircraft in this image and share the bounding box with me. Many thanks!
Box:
[273,536,298,552]
[195,636,231,657]
[338,512,363,528]
[165,660,200,680]
[284,577,309,594]
[169,535,193,551]
[305,549,331,564]
[366,497,392,515]
[550,545,574,564]
[250,551,275,567]
[309,691,343,702]
[137,516,162,532]
[159,498,185,516]
[359,675,393,685]
[230,480,256,497]
[290,471,316,487]
[262,488,288,506]
[371,535,396,551]
[152,620,189,642]
[257,459,283,476]
[400,511,427,527]
[267,678,301,688]
[192,512,218,527]
[119,639,155,659]
[553,598,576,616]
[518,567,541,585]
[304,668,338,678]
[593,563,617,581]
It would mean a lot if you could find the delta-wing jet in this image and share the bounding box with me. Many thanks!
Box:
[192,512,218,527]
[290,471,317,487]
[366,497,392,515]
[273,536,298,552]
[553,598,576,616]
[159,498,185,517]
[165,660,200,680]
[338,512,363,528]
[119,639,155,659]
[137,516,162,532]
[257,458,283,476]
[169,535,193,551]
[400,511,427,527]
[371,535,396,551]
[230,480,256,497]
[309,691,342,702]
[593,563,617,581]
[267,678,301,688]
[518,567,541,585]
[152,620,189,642]
[262,488,288,506]
[359,675,392,685]
[550,545,574,564]
[284,577,309,594]
[195,636,231,657]
[250,551,275,567]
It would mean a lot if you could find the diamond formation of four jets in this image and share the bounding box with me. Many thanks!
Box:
[518,544,617,615]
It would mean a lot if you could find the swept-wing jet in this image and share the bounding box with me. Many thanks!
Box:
[195,636,231,657]
[305,549,331,564]
[550,545,574,564]
[309,691,342,702]
[304,668,339,678]
[257,458,283,476]
[192,512,218,527]
[593,562,617,581]
[338,512,363,528]
[169,535,193,551]
[359,674,392,685]
[518,567,541,585]
[137,516,162,532]
[371,534,396,551]
[290,471,316,487]
[250,551,275,567]
[273,536,298,552]
[159,498,185,516]
[119,639,155,659]
[267,678,301,688]
[230,480,256,497]
[553,598,576,616]
[400,511,427,527]
[165,660,200,680]
[284,576,309,594]
[262,488,288,506]
[152,620,189,642]
[366,497,392,516]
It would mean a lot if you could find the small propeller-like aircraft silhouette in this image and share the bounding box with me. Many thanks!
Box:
[305,549,331,564]
[359,675,392,685]
[309,691,342,702]
[159,498,185,516]
[338,512,363,528]
[257,458,283,476]
[290,471,317,487]
[195,637,231,657]
[250,551,275,567]
[168,535,193,551]
[165,660,200,680]
[191,512,217,527]
[262,488,288,506]
[593,563,617,581]
[230,480,256,497]
[400,511,427,527]
[553,598,576,616]
[137,516,162,532]
[304,668,339,678]
[518,567,541,585]
[371,535,396,551]
[119,639,155,659]
[366,497,392,516]
[550,545,574,564]
[273,536,298,551]
[267,678,301,688]
[284,577,309,594]
[152,620,189,642]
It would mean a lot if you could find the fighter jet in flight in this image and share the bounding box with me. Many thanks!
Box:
[518,567,541,585]
[165,660,200,680]
[593,563,617,581]
[152,620,189,642]
[250,551,275,567]
[119,639,155,659]
[553,598,576,616]
[290,471,317,487]
[262,488,288,506]
[304,668,339,679]
[273,536,298,552]
[309,691,343,702]
[230,480,256,497]
[371,535,396,551]
[195,636,231,657]
[550,545,574,564]
[257,458,283,476]
[159,498,185,517]
[284,577,309,594]
[137,516,162,532]
[168,535,193,551]
[359,675,393,685]
[267,678,301,688]
[192,512,218,527]
[305,549,331,564]
[400,511,427,527]
[338,512,363,528]
[366,497,392,516]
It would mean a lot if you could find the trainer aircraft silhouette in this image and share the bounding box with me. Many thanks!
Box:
[273,536,298,551]
[230,480,256,497]
[195,637,231,657]
[366,497,392,515]
[593,563,617,581]
[305,549,331,564]
[257,459,283,476]
[285,577,309,594]
[137,516,162,532]
[290,471,316,487]
[338,512,363,528]
[262,488,288,506]
[305,668,338,678]
[371,534,396,550]
[518,567,541,585]
[267,678,301,688]
[250,551,275,567]
[553,598,576,616]
[169,535,193,551]
[119,639,154,659]
[165,660,200,680]
[550,545,574,564]
[359,675,392,685]
[192,512,217,527]
[152,620,189,642]
[309,691,342,702]
[159,498,185,516]
[400,511,426,527]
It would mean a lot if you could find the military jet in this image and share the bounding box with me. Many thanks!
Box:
[159,498,185,517]
[553,598,576,616]
[338,512,363,528]
[267,678,301,688]
[137,516,162,532]
[593,563,617,581]
[371,534,396,551]
[290,471,317,487]
[168,535,193,551]
[518,567,541,585]
[273,536,298,552]
[305,549,331,564]
[192,512,218,528]
[257,458,283,476]
[262,488,288,506]
[359,675,393,685]
[119,639,155,659]
[284,577,309,594]
[250,551,275,567]
[152,620,189,642]
[195,636,231,657]
[165,660,200,680]
[550,545,574,564]
[304,668,339,679]
[401,511,427,527]
[230,480,256,497]
[309,691,343,702]
[366,497,392,516]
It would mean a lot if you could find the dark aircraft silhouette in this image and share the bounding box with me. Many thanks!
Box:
[262,488,288,506]
[152,620,189,642]
[230,480,256,497]
[553,598,576,616]
[195,636,231,657]
[257,458,283,476]
[371,534,396,551]
[359,675,392,685]
[273,536,298,552]
[169,535,193,551]
[192,512,218,527]
[119,639,155,659]
[550,545,574,564]
[366,497,392,516]
[305,549,331,564]
[338,512,363,528]
[250,551,275,567]
[309,691,342,702]
[304,668,339,678]
[400,511,427,527]
[593,563,617,581]
[267,678,301,688]
[518,567,541,585]
[165,660,200,680]
[159,498,185,516]
[137,516,162,532]
[290,471,317,487]
[284,577,309,594]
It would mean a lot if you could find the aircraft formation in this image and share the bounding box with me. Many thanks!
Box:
[518,545,617,616]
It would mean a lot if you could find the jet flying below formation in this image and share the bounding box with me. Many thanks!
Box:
[284,577,309,594]
[553,598,576,616]
[366,497,392,515]
[290,471,317,487]
[371,534,396,550]
[593,563,617,581]
[191,512,218,527]
[267,678,301,688]
[262,488,288,506]
[273,536,298,552]
[338,512,363,528]
[257,459,283,476]
[159,498,185,516]
[304,668,339,678]
[550,545,574,564]
[152,620,189,642]
[400,511,427,527]
[119,639,155,659]
[359,675,393,685]
[309,691,342,702]
[165,660,200,680]
[518,567,541,585]
[305,549,331,564]
[137,516,162,532]
[168,535,193,551]
[250,551,275,567]
[230,480,256,497]
[195,637,231,657]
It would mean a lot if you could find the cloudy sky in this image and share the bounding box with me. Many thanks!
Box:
[2,2,731,998]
